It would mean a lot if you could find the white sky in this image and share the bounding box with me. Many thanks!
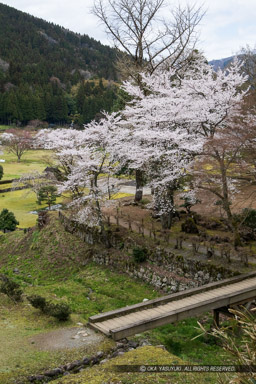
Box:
[1,0,256,60]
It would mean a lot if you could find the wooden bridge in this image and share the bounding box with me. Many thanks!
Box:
[89,272,256,340]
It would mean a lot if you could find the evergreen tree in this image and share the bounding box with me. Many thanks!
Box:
[37,186,58,209]
[0,209,19,232]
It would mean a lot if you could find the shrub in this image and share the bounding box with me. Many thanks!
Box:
[242,208,256,229]
[239,227,256,242]
[197,216,226,230]
[48,302,71,321]
[0,165,3,180]
[133,247,148,263]
[27,295,47,312]
[164,338,182,355]
[0,209,19,232]
[27,294,71,321]
[0,275,23,302]
[181,217,199,234]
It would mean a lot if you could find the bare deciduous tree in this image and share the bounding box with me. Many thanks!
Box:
[93,0,204,77]
[193,107,256,244]
[1,129,33,162]
[243,92,256,181]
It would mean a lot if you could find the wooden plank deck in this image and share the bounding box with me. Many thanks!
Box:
[88,272,256,340]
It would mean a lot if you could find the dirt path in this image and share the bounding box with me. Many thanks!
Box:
[30,326,104,351]
[109,177,256,215]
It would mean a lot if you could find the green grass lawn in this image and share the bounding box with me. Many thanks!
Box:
[24,263,159,318]
[0,148,52,180]
[0,125,8,131]
[0,148,57,227]
[0,189,63,227]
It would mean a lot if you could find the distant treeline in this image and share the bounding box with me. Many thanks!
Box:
[0,79,119,126]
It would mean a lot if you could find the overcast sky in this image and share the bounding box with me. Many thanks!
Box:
[1,0,256,60]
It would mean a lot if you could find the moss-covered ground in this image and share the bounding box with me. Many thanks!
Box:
[53,345,231,384]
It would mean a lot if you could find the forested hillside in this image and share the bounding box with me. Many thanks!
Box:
[0,3,119,126]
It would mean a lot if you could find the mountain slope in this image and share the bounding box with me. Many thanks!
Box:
[209,56,234,71]
[0,3,120,126]
[0,3,118,84]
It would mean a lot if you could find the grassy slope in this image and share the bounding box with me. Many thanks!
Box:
[0,216,235,383]
[0,296,115,383]
[0,216,158,383]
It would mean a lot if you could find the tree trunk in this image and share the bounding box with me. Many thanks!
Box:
[219,159,233,229]
[160,186,175,230]
[134,169,143,202]
[160,211,174,229]
[219,158,242,247]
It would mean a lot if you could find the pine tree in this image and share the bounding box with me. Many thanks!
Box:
[37,186,58,210]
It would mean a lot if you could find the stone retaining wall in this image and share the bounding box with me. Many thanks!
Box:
[59,211,236,294]
[92,247,236,294]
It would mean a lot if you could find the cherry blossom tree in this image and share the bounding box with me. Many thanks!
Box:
[36,54,251,232]
[179,55,248,138]
[36,128,82,182]
[177,56,255,239]
[114,54,250,228]
[109,64,203,227]
[36,113,121,230]
[93,0,204,202]
[12,171,51,201]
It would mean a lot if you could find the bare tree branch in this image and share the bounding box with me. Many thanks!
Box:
[92,0,204,77]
